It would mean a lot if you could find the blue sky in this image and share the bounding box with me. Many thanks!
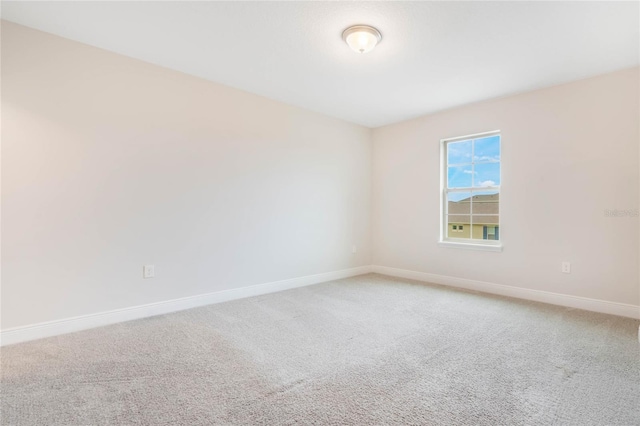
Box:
[447,135,500,189]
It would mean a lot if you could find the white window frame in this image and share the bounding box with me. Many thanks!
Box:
[438,130,503,252]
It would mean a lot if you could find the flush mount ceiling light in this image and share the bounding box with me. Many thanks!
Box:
[342,25,382,54]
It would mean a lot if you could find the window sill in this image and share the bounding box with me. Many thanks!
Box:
[438,241,503,252]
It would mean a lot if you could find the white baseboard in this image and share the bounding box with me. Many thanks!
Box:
[4,264,636,347]
[0,265,372,346]
[372,265,640,320]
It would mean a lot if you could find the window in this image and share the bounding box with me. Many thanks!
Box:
[440,131,501,251]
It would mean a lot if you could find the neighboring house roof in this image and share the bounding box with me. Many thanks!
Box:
[448,193,499,224]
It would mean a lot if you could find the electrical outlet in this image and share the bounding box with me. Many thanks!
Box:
[143,265,155,278]
[561,262,571,274]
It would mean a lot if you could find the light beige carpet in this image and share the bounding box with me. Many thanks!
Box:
[1,273,639,425]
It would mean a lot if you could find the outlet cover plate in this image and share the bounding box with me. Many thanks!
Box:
[143,265,155,278]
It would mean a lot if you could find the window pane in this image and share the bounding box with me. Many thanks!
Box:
[472,215,499,225]
[470,191,499,215]
[470,216,499,241]
[447,140,472,165]
[447,192,471,214]
[447,215,471,238]
[448,165,473,188]
[474,162,500,187]
[448,214,471,223]
[473,135,500,163]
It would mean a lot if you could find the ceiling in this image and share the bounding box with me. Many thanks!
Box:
[2,1,639,128]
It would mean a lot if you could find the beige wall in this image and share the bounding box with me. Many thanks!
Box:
[2,21,638,332]
[372,67,640,306]
[1,22,372,329]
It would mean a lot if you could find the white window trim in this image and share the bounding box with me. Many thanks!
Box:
[438,240,503,252]
[439,130,503,252]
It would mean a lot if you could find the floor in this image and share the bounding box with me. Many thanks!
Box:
[2,273,639,425]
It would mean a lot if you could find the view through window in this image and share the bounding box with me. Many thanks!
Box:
[443,132,500,244]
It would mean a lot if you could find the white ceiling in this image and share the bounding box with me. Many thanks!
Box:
[3,1,639,128]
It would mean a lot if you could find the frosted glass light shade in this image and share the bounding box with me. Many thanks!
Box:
[342,25,382,54]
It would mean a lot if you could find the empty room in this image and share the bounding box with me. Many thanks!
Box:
[1,1,639,425]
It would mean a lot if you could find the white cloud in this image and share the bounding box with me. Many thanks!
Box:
[474,155,500,162]
[463,170,476,174]
[478,180,496,187]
